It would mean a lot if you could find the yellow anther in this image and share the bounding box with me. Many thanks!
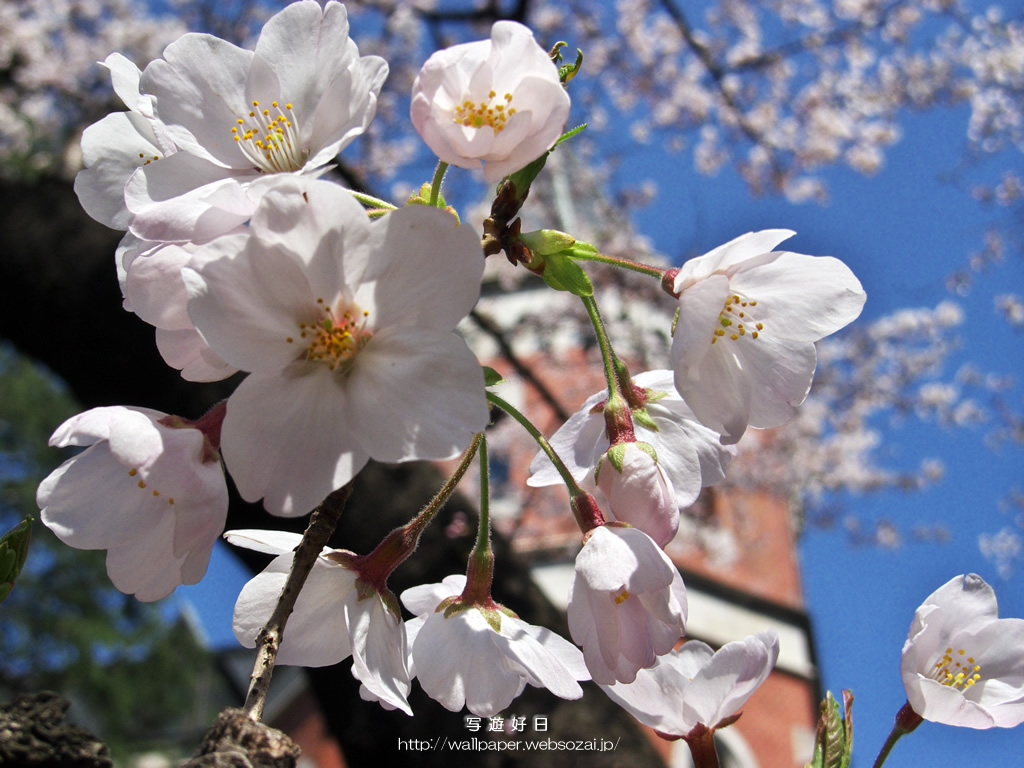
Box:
[452,89,516,135]
[232,99,305,172]
[297,302,372,372]
[712,291,764,344]
[613,587,630,605]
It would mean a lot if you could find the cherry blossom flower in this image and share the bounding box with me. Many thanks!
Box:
[410,20,571,183]
[37,406,227,601]
[401,575,589,716]
[183,178,488,516]
[118,234,236,382]
[75,53,177,231]
[125,0,387,241]
[227,529,414,715]
[528,369,734,511]
[567,524,688,685]
[595,442,679,547]
[901,573,1024,729]
[669,230,866,444]
[600,631,780,738]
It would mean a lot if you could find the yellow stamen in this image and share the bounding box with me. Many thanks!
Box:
[452,90,516,135]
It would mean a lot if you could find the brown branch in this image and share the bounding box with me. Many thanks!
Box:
[659,0,786,184]
[242,483,354,721]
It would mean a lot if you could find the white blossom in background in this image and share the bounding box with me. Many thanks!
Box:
[125,0,387,241]
[600,631,779,738]
[0,0,188,176]
[670,229,866,444]
[183,178,489,517]
[567,524,687,685]
[996,294,1024,328]
[227,529,414,715]
[38,406,227,601]
[401,574,589,716]
[901,573,1024,728]
[410,20,571,182]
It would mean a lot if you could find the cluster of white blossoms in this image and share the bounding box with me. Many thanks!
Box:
[34,2,1024,762]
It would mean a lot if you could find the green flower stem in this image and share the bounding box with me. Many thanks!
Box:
[462,433,495,605]
[486,391,583,496]
[871,702,923,768]
[581,295,636,444]
[581,294,620,399]
[570,248,667,280]
[344,189,397,211]
[429,160,449,207]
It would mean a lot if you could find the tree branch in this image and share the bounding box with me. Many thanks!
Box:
[242,483,353,721]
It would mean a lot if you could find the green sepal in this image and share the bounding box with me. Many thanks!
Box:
[476,605,503,633]
[482,366,505,387]
[805,690,853,768]
[353,580,402,618]
[634,441,658,463]
[540,252,594,296]
[645,388,670,403]
[406,183,460,224]
[604,442,628,473]
[632,407,659,432]
[440,598,471,622]
[0,516,32,604]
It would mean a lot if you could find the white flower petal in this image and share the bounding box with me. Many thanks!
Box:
[221,369,369,517]
[346,328,487,463]
[232,551,354,667]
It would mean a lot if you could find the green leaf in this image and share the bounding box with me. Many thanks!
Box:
[559,48,585,84]
[553,123,587,147]
[805,690,853,768]
[0,516,32,604]
[482,366,505,387]
[541,252,594,297]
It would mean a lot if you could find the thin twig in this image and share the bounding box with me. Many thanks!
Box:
[242,483,353,720]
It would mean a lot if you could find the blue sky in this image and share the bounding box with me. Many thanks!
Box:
[175,9,1024,766]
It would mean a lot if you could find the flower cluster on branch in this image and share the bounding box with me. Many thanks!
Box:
[26,3,1024,767]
